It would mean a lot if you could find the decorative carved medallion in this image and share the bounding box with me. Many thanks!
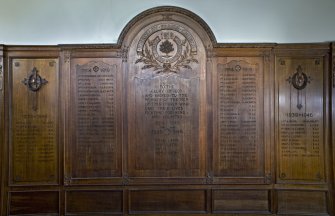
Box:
[287,65,311,110]
[135,24,198,73]
[22,67,48,92]
[288,65,310,90]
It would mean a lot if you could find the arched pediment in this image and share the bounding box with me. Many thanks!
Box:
[118,6,217,48]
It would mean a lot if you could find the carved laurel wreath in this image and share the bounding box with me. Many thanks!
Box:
[135,36,198,74]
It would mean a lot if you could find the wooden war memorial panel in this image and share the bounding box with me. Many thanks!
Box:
[10,58,59,185]
[0,6,334,216]
[214,57,265,180]
[67,57,122,182]
[125,21,208,180]
[276,57,326,183]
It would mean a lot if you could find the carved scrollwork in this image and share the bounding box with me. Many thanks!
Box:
[117,46,129,62]
[122,173,130,186]
[135,25,198,74]
[22,67,48,92]
[286,65,312,110]
[64,50,71,64]
[204,172,213,184]
[265,173,272,184]
[64,176,72,185]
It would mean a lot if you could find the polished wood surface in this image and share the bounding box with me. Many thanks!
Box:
[0,6,334,216]
[10,59,59,185]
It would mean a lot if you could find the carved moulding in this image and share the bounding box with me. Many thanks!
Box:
[118,6,217,47]
[135,24,199,74]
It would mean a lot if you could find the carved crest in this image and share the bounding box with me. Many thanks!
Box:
[22,67,48,92]
[135,24,198,74]
[287,65,312,110]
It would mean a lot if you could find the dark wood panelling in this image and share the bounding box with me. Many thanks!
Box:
[65,190,122,214]
[213,56,269,184]
[125,14,209,183]
[332,42,335,214]
[276,57,326,183]
[0,45,4,216]
[212,190,270,213]
[65,56,122,184]
[212,48,273,185]
[0,7,334,216]
[10,58,59,185]
[277,190,328,215]
[9,191,59,215]
[129,190,207,214]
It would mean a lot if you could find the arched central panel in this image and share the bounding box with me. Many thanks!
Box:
[123,11,211,182]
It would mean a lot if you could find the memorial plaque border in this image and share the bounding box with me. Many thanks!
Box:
[274,46,330,185]
[212,48,273,184]
[62,48,124,185]
[0,7,333,216]
[7,51,60,186]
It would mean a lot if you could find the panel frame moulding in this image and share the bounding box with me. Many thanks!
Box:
[0,45,4,216]
[2,46,61,216]
[211,46,275,186]
[119,6,214,186]
[332,42,335,214]
[60,45,124,186]
[274,43,332,215]
[0,6,334,216]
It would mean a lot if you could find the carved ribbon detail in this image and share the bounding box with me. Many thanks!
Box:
[135,24,198,74]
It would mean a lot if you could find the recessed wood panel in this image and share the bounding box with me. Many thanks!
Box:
[68,58,121,180]
[129,190,207,213]
[213,190,270,213]
[276,58,325,182]
[9,191,59,215]
[10,59,58,184]
[66,190,122,214]
[214,57,265,179]
[127,22,207,178]
[277,190,328,214]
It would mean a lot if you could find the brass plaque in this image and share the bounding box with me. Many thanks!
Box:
[277,58,325,182]
[11,59,58,184]
[69,59,120,179]
[215,58,264,177]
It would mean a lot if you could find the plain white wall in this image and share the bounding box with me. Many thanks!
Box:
[0,0,334,45]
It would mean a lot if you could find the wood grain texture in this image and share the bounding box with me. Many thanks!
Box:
[129,190,207,213]
[66,190,122,214]
[67,57,122,182]
[124,14,209,182]
[9,191,59,215]
[10,58,59,185]
[0,46,3,216]
[276,57,326,183]
[213,190,270,213]
[277,190,328,215]
[0,7,334,216]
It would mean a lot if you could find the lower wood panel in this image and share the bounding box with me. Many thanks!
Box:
[277,190,328,215]
[9,191,59,215]
[129,189,207,214]
[213,190,270,213]
[65,190,122,214]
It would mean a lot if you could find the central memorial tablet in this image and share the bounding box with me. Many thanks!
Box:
[126,23,207,178]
